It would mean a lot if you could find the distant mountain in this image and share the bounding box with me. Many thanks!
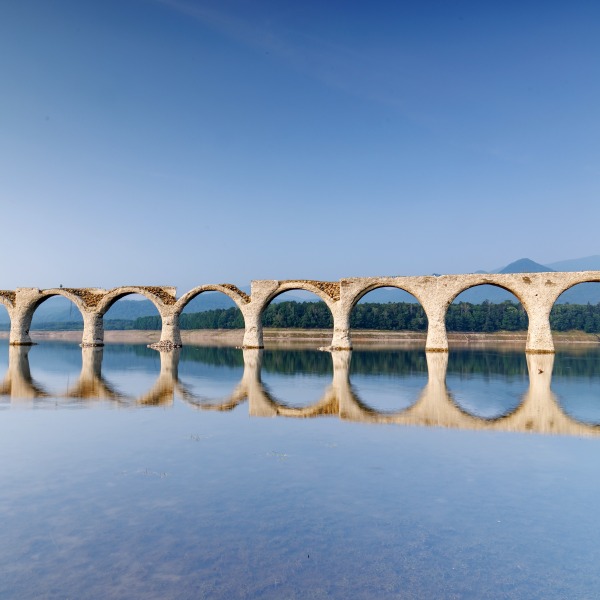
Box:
[498,258,553,274]
[546,255,600,272]
[461,256,600,304]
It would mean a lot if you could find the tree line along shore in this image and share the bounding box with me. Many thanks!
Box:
[10,300,600,334]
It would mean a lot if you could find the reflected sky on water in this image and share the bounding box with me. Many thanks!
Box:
[2,340,600,598]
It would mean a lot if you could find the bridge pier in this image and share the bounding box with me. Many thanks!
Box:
[525,307,555,353]
[8,289,40,345]
[81,311,104,347]
[241,310,263,348]
[159,308,182,347]
[331,307,352,350]
[423,303,449,352]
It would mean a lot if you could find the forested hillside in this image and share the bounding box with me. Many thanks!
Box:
[131,300,600,333]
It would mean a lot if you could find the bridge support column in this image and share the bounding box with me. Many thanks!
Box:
[9,310,33,345]
[242,310,263,348]
[330,305,352,350]
[241,280,279,349]
[525,303,554,353]
[423,303,449,352]
[159,308,182,347]
[81,311,104,346]
[9,307,34,345]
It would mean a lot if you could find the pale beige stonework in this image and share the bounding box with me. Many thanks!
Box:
[2,271,600,352]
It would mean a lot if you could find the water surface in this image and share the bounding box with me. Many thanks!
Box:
[1,341,600,599]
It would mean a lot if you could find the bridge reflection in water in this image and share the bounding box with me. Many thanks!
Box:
[1,344,599,437]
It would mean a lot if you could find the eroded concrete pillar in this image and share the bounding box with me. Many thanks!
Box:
[9,289,41,345]
[81,311,104,347]
[242,280,279,349]
[159,307,182,347]
[241,307,263,349]
[423,301,449,352]
[525,302,554,353]
[330,305,352,350]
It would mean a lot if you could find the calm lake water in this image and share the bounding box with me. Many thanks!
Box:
[2,339,600,599]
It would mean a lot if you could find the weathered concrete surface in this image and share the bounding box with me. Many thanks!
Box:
[4,271,600,352]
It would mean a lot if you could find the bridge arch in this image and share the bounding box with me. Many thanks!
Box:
[176,284,250,314]
[349,286,428,339]
[550,273,600,302]
[447,280,528,307]
[258,283,337,338]
[549,278,600,341]
[261,281,339,311]
[30,289,88,316]
[347,281,428,309]
[96,287,170,317]
[23,290,89,341]
[444,283,529,343]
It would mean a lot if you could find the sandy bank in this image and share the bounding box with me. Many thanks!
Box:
[1,329,599,350]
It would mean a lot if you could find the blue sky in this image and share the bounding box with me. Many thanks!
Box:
[1,0,599,292]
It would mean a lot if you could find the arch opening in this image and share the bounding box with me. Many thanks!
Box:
[550,281,600,342]
[260,290,334,346]
[179,291,244,334]
[102,293,162,332]
[446,284,528,341]
[30,294,85,335]
[350,286,428,341]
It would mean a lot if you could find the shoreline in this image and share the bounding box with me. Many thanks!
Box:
[1,329,599,349]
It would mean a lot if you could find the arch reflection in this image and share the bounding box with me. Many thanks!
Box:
[1,343,599,436]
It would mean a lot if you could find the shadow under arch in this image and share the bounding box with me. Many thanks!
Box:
[445,283,529,345]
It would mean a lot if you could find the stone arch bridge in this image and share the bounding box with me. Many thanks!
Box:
[1,271,599,352]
